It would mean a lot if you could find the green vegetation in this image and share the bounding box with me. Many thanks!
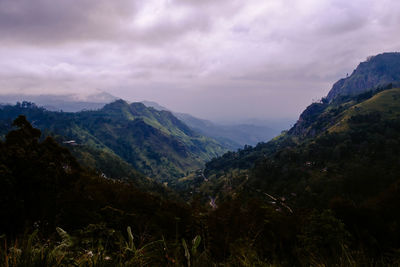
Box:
[199,87,400,265]
[0,117,205,266]
[4,84,400,265]
[0,100,227,183]
[1,115,391,266]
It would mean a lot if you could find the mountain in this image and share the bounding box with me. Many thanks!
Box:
[326,52,400,101]
[203,52,400,180]
[0,100,227,183]
[0,91,117,112]
[1,94,281,149]
[193,53,400,263]
[141,100,170,112]
[175,113,282,149]
[141,101,282,149]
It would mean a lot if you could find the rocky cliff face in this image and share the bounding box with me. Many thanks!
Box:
[288,52,400,139]
[326,52,400,101]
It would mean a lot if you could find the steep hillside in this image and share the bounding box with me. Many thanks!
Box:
[326,88,400,132]
[0,100,227,182]
[195,86,400,262]
[203,84,400,191]
[189,53,400,263]
[175,113,280,149]
[327,52,400,101]
[201,54,400,190]
[141,100,281,148]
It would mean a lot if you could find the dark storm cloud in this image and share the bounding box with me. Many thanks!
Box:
[0,0,233,46]
[0,0,138,45]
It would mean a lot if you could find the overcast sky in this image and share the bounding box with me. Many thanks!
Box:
[0,0,400,122]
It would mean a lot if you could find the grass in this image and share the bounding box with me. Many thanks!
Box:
[328,88,400,133]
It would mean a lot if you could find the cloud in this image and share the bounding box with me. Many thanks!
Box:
[0,0,400,123]
[0,0,138,45]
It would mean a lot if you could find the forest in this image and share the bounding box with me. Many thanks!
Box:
[3,88,400,266]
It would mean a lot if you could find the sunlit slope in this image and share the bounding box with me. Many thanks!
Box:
[202,86,400,201]
[328,88,400,133]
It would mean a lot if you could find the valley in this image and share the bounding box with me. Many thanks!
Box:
[2,53,400,266]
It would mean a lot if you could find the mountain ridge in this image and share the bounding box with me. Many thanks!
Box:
[326,52,400,101]
[0,99,227,183]
[202,52,400,197]
[141,101,283,148]
[0,91,118,112]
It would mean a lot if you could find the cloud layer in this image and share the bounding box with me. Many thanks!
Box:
[0,0,400,122]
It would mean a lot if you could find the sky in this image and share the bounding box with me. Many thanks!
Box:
[0,0,400,122]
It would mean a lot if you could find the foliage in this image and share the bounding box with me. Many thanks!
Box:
[0,100,227,183]
[201,87,400,265]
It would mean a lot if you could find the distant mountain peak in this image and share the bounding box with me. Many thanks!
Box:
[84,91,118,103]
[102,99,129,109]
[326,52,400,101]
[130,102,148,110]
[141,100,170,111]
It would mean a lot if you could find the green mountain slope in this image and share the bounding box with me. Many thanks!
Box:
[203,56,400,194]
[175,112,280,149]
[0,100,227,183]
[199,92,400,263]
[196,54,400,260]
[328,87,400,132]
[141,100,283,149]
[203,53,400,181]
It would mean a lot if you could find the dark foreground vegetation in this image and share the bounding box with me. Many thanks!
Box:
[2,105,400,265]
